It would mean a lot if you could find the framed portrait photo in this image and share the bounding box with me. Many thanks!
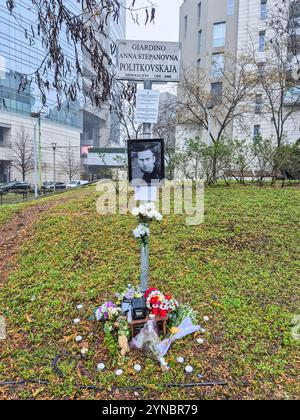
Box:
[127,139,165,186]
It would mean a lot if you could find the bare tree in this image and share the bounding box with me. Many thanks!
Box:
[5,1,156,109]
[177,55,257,182]
[153,93,177,179]
[60,144,81,182]
[11,128,34,181]
[247,0,300,148]
[109,83,143,141]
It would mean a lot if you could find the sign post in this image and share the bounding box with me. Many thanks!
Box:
[116,39,181,293]
[140,80,153,294]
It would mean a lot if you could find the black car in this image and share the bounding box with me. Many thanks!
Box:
[0,181,31,192]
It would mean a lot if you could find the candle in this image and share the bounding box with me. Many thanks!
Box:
[152,304,159,315]
[159,305,168,317]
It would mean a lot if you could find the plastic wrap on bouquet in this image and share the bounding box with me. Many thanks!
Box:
[130,316,169,369]
[157,317,201,356]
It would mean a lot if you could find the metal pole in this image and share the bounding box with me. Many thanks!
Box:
[140,80,153,294]
[33,122,39,198]
[53,148,56,193]
[38,116,42,189]
[52,143,57,193]
[143,80,153,140]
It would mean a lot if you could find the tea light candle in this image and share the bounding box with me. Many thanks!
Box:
[97,363,105,371]
[185,365,194,373]
[134,364,142,372]
[115,369,123,376]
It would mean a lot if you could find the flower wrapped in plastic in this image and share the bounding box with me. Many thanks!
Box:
[130,315,169,371]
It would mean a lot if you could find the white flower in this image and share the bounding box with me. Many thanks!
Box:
[177,357,185,364]
[203,316,210,322]
[75,336,83,343]
[77,304,83,310]
[154,211,163,221]
[200,328,206,334]
[197,338,205,345]
[131,207,140,217]
[73,318,81,324]
[81,348,88,355]
[139,204,147,216]
[133,224,149,239]
[146,209,155,219]
[145,202,155,211]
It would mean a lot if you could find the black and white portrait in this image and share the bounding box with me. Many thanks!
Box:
[127,139,165,186]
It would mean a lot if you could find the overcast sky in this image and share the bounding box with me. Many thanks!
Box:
[126,0,182,42]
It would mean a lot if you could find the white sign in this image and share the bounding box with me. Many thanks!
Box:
[135,186,157,202]
[116,40,181,82]
[135,89,160,124]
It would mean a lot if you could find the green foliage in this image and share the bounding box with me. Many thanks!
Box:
[0,185,299,400]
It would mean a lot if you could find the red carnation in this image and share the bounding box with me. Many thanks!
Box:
[150,296,159,305]
[165,294,172,301]
[144,288,157,299]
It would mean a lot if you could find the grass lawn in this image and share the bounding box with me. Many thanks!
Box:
[0,185,299,400]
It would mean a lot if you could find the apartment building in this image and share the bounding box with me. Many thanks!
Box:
[178,0,300,145]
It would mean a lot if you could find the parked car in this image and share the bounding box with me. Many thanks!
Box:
[0,181,31,192]
[66,180,89,188]
[41,182,66,192]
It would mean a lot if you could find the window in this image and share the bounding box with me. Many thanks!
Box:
[211,82,223,104]
[255,94,263,114]
[211,53,225,78]
[260,0,267,20]
[184,15,188,38]
[254,125,261,141]
[259,31,266,52]
[213,22,226,48]
[227,0,234,16]
[198,2,202,25]
[198,30,202,54]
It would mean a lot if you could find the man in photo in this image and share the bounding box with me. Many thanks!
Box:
[135,143,163,185]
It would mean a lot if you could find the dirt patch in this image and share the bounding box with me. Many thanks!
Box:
[0,198,69,288]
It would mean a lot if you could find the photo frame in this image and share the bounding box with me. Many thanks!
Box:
[127,139,165,187]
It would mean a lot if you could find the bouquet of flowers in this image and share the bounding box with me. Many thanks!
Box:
[95,301,121,322]
[144,288,179,317]
[144,288,165,310]
[164,294,179,312]
[94,301,129,357]
[115,284,142,303]
[131,202,163,223]
[131,203,163,246]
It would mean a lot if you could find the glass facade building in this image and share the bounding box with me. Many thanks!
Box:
[0,0,82,129]
[0,0,126,182]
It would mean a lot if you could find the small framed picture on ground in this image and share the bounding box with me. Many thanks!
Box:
[127,139,165,186]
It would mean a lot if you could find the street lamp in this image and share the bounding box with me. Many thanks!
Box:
[30,112,41,198]
[52,143,57,192]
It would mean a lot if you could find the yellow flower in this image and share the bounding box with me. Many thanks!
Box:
[170,327,180,335]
